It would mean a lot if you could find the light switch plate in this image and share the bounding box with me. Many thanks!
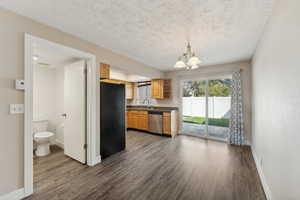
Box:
[10,104,24,114]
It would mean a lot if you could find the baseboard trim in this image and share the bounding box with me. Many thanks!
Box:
[245,140,251,146]
[251,147,273,200]
[0,188,25,200]
[55,139,64,149]
[94,155,102,165]
[88,155,101,166]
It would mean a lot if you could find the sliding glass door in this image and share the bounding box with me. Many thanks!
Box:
[182,80,208,138]
[207,79,231,141]
[182,78,231,142]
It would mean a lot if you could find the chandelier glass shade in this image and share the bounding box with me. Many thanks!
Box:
[174,42,202,70]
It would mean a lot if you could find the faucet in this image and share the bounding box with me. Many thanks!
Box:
[144,99,153,107]
[142,99,149,105]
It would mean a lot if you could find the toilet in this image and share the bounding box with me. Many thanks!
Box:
[33,120,54,156]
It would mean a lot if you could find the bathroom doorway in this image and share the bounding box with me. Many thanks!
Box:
[24,34,98,197]
[33,57,87,162]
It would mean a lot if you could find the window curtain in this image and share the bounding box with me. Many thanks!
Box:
[229,71,245,145]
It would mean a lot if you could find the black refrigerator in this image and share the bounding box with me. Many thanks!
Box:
[100,82,126,159]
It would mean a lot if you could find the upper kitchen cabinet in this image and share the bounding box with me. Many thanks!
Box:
[100,63,110,79]
[151,79,171,99]
[125,82,134,99]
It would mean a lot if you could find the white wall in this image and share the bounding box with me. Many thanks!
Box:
[33,64,57,145]
[161,61,252,144]
[110,67,152,82]
[33,64,56,123]
[127,74,150,82]
[33,64,66,146]
[252,0,300,199]
[110,67,128,81]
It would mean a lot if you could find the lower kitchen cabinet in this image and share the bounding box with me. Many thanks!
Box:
[163,112,171,135]
[127,110,148,131]
[127,110,176,136]
[138,111,148,131]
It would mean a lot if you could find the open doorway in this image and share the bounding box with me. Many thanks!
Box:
[181,77,232,142]
[24,34,98,197]
[32,46,87,162]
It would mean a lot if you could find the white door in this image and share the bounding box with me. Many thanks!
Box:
[64,60,86,163]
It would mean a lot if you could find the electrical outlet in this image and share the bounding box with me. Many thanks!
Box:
[10,104,24,114]
[15,80,25,90]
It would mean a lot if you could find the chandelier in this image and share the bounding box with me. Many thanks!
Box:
[174,42,202,70]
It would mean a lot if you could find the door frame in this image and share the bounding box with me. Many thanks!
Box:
[180,76,231,142]
[24,34,99,197]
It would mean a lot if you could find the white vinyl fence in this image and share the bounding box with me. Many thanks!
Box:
[182,97,231,118]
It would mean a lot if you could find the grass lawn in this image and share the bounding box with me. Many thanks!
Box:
[183,116,229,127]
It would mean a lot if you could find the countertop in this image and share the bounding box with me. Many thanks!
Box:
[127,105,178,112]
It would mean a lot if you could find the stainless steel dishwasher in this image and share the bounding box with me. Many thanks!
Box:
[148,111,163,134]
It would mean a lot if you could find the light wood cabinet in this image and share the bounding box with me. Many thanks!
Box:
[127,109,177,136]
[131,111,139,129]
[137,111,148,131]
[151,79,171,99]
[151,79,160,98]
[100,63,110,79]
[125,82,134,99]
[127,110,148,131]
[163,112,171,135]
[127,110,135,129]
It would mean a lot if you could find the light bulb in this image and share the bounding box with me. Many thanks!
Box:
[191,65,199,70]
[33,55,39,61]
[187,56,201,66]
[174,60,186,68]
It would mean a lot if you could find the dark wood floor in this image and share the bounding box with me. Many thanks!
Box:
[25,131,266,200]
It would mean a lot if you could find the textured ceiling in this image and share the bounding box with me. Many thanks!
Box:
[0,0,273,71]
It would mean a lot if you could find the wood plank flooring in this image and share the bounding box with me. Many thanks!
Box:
[25,131,266,200]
